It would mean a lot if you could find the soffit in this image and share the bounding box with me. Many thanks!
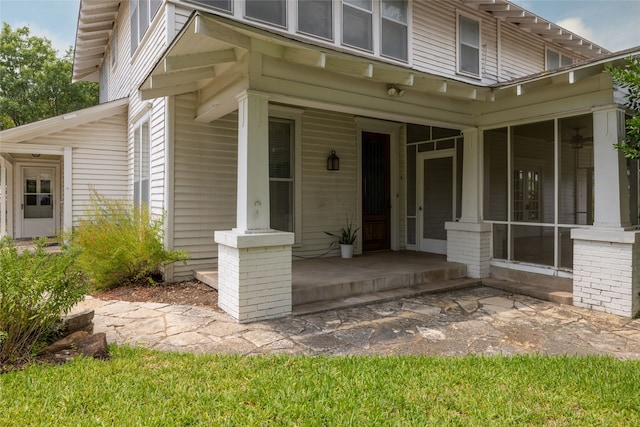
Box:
[461,0,610,57]
[72,0,121,82]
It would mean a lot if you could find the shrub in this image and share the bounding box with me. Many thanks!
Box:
[0,237,87,364]
[71,192,188,291]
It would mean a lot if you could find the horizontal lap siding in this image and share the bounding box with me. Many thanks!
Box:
[27,113,128,225]
[500,24,545,81]
[297,109,358,257]
[172,93,238,280]
[413,1,457,79]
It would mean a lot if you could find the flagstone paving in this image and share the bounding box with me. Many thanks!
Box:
[72,286,640,359]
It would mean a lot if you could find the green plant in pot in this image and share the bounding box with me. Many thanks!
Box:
[325,217,359,258]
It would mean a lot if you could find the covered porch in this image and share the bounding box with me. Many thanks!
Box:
[195,251,574,316]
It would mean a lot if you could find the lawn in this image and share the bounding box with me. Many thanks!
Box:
[1,346,639,426]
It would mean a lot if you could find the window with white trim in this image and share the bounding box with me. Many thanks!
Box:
[342,0,373,51]
[458,14,480,76]
[133,119,151,207]
[381,0,407,61]
[269,118,295,233]
[245,0,286,27]
[130,0,162,56]
[546,49,573,70]
[298,0,333,40]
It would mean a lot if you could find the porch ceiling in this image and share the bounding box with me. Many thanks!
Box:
[139,12,492,108]
[72,0,120,82]
[461,0,609,57]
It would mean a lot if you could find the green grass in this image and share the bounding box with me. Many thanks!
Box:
[1,346,639,426]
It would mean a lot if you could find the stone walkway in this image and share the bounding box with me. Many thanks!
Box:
[73,286,640,359]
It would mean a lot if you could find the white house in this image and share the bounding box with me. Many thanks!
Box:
[1,0,639,321]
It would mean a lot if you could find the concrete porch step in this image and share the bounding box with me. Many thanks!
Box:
[482,278,573,305]
[293,277,481,316]
[292,262,468,306]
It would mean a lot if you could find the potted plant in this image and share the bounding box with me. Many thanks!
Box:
[325,217,359,259]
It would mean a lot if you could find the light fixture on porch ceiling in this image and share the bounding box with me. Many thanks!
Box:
[387,84,405,97]
[31,153,41,158]
[567,128,593,149]
[327,150,340,171]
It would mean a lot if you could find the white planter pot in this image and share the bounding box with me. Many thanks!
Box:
[340,244,354,259]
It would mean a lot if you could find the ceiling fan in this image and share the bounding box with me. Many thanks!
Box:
[566,127,593,149]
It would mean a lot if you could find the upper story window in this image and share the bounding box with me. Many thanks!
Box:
[245,0,286,27]
[458,14,480,77]
[381,0,407,61]
[130,0,162,56]
[191,0,232,13]
[342,0,373,52]
[546,49,573,70]
[298,0,333,40]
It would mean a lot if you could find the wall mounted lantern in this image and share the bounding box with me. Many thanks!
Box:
[327,150,340,171]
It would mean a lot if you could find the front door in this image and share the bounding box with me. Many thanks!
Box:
[21,167,56,238]
[418,151,455,254]
[362,132,391,251]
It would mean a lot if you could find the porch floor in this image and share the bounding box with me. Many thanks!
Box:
[195,251,482,315]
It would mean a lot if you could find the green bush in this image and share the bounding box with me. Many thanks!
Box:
[71,192,188,291]
[0,237,87,364]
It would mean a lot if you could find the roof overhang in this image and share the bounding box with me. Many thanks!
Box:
[491,48,640,100]
[140,12,493,106]
[0,98,128,144]
[72,0,121,82]
[461,0,610,57]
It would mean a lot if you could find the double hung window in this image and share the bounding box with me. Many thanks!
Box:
[342,0,373,51]
[130,0,162,55]
[458,14,480,76]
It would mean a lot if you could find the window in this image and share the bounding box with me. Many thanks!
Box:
[191,0,232,13]
[381,0,407,61]
[458,14,480,76]
[269,118,294,232]
[246,0,286,27]
[546,49,573,70]
[342,0,373,51]
[298,0,333,40]
[133,119,151,207]
[130,0,162,56]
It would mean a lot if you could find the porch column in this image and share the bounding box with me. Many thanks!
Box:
[214,90,294,323]
[572,107,640,317]
[445,127,491,278]
[63,147,73,234]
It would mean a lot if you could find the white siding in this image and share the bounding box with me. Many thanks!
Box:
[172,93,238,280]
[500,23,545,81]
[25,113,128,226]
[297,108,359,257]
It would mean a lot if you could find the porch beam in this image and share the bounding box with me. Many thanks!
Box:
[150,67,215,89]
[569,66,604,84]
[164,49,237,72]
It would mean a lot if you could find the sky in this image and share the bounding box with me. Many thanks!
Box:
[0,0,639,55]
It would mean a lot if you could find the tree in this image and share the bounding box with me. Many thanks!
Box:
[0,23,98,130]
[609,56,640,159]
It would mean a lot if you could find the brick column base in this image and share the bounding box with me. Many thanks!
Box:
[445,222,491,279]
[572,229,640,318]
[214,230,295,323]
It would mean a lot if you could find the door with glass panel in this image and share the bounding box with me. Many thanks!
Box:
[21,167,56,238]
[417,151,455,254]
